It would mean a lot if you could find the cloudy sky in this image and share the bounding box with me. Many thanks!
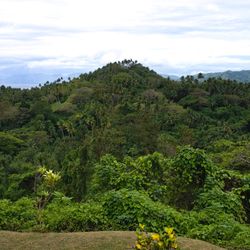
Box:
[1,0,250,87]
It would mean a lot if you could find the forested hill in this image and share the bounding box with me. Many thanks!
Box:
[1,60,250,148]
[0,60,250,249]
[1,59,250,165]
[1,58,250,193]
[198,69,250,83]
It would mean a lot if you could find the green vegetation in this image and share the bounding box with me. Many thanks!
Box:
[134,224,178,249]
[200,70,250,83]
[0,60,250,249]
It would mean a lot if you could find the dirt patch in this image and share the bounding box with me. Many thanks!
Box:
[0,231,225,250]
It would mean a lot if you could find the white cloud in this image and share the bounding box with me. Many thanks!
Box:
[0,0,250,86]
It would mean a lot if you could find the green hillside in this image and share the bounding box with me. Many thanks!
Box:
[0,60,250,249]
[201,70,250,83]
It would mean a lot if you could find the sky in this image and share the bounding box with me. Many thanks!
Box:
[1,0,250,87]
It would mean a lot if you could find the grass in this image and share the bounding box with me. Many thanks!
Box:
[0,231,225,250]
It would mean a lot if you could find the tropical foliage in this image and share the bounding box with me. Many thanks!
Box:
[0,60,250,249]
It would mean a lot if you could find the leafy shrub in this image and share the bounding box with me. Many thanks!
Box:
[188,222,240,243]
[185,209,250,250]
[0,197,37,231]
[230,226,250,250]
[43,200,109,232]
[102,189,183,232]
[195,186,246,223]
[91,154,124,193]
[188,220,250,250]
[166,146,216,209]
[91,153,169,201]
